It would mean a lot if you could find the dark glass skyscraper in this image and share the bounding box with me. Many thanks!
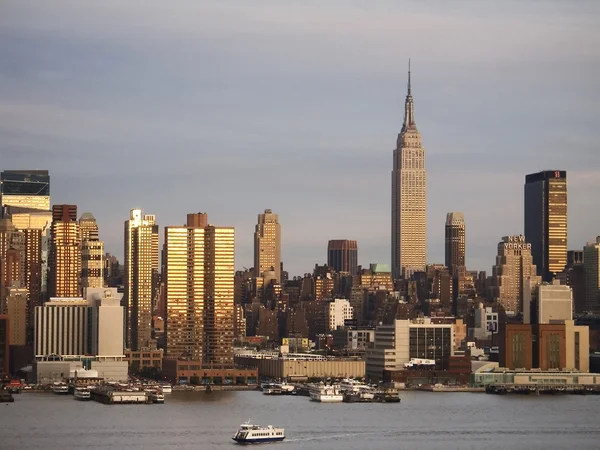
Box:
[445,212,465,275]
[327,240,358,274]
[524,170,567,282]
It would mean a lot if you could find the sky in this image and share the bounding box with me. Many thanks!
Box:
[1,0,599,277]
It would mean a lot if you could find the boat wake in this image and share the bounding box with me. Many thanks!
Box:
[284,431,380,442]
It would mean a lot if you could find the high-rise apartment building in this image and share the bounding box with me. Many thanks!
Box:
[490,235,541,316]
[79,213,104,289]
[445,212,465,275]
[0,218,24,312]
[391,62,427,278]
[583,237,600,313]
[49,205,81,298]
[524,170,567,281]
[164,213,208,360]
[6,288,28,346]
[327,240,358,274]
[204,225,235,366]
[254,209,281,283]
[124,209,159,351]
[0,170,50,214]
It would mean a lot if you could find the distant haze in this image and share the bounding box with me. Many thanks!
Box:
[1,0,599,277]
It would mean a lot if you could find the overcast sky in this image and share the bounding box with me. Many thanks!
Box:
[1,0,599,277]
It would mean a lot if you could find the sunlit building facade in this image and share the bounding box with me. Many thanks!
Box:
[0,170,50,213]
[392,63,427,278]
[164,213,207,360]
[445,212,465,275]
[124,209,159,351]
[49,205,81,298]
[254,209,281,283]
[204,226,235,366]
[525,170,567,282]
[79,213,104,289]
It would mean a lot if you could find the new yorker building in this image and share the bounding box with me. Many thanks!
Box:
[524,170,567,282]
[391,62,427,279]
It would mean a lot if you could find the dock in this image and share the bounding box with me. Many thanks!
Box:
[485,384,600,395]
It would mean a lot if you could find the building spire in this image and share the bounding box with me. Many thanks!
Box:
[408,58,411,96]
[402,58,416,132]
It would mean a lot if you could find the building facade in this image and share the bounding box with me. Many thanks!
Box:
[584,237,600,313]
[328,298,354,331]
[490,235,541,316]
[204,226,235,366]
[164,213,207,360]
[0,170,50,213]
[49,205,81,298]
[327,240,358,275]
[445,212,465,275]
[254,209,281,283]
[391,63,427,278]
[124,209,159,351]
[524,170,567,282]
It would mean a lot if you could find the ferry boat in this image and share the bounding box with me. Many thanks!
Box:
[308,383,343,403]
[73,387,91,401]
[232,422,285,444]
[52,382,69,395]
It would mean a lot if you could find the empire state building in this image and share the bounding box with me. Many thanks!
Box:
[391,62,427,279]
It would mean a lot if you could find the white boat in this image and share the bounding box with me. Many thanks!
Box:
[339,379,375,401]
[52,382,69,395]
[151,392,165,403]
[74,387,91,401]
[161,385,172,394]
[308,383,343,403]
[232,421,285,444]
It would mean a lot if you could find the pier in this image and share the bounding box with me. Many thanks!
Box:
[485,384,600,395]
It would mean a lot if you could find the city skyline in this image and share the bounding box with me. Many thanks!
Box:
[1,1,599,277]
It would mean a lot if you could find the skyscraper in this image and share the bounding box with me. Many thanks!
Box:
[445,212,465,275]
[124,209,159,351]
[204,225,235,366]
[327,239,358,274]
[0,170,50,214]
[490,235,541,316]
[391,62,427,279]
[254,209,281,283]
[583,237,600,313]
[524,170,567,282]
[164,213,208,360]
[79,213,104,289]
[49,205,81,298]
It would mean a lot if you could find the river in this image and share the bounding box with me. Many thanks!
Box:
[2,390,599,449]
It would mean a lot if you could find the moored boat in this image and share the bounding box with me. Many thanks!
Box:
[74,387,91,401]
[52,382,69,395]
[308,383,343,403]
[232,421,285,444]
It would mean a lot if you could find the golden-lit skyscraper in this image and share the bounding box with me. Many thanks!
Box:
[164,213,208,360]
[445,212,466,275]
[49,205,81,298]
[204,225,235,366]
[124,209,159,351]
[79,213,104,289]
[254,209,281,283]
[525,171,567,282]
[392,62,427,279]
